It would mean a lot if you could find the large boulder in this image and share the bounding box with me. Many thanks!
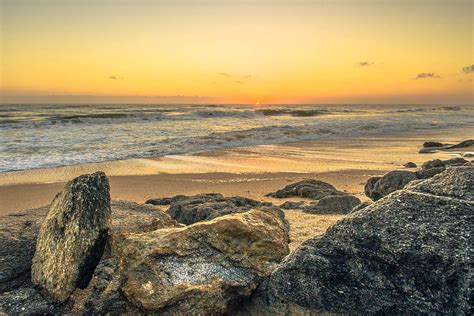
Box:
[246,167,473,314]
[31,172,112,302]
[117,206,290,315]
[303,195,361,214]
[421,159,445,170]
[151,193,264,225]
[266,179,344,199]
[365,170,417,201]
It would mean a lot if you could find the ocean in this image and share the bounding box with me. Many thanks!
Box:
[1,104,472,172]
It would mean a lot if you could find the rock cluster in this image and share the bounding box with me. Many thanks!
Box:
[419,139,473,153]
[366,157,470,200]
[247,166,473,314]
[147,193,265,225]
[268,179,361,214]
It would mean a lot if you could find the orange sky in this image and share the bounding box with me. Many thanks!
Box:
[1,0,473,104]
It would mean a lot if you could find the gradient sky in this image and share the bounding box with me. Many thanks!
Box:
[1,0,473,104]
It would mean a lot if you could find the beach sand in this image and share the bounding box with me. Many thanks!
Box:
[1,126,472,249]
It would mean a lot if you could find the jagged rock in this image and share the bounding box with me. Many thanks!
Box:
[279,201,305,209]
[164,193,264,225]
[416,167,446,179]
[421,159,445,170]
[423,141,444,148]
[403,162,417,168]
[443,157,468,166]
[31,172,111,302]
[303,195,361,214]
[145,195,187,206]
[247,167,473,314]
[267,179,345,199]
[365,170,417,201]
[117,206,290,315]
[350,201,372,213]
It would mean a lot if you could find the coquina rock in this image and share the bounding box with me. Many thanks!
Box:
[245,167,473,314]
[31,172,112,302]
[303,195,361,214]
[117,206,290,315]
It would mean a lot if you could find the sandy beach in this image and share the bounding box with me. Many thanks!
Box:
[1,126,472,249]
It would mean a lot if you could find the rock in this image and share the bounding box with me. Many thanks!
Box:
[364,176,381,200]
[365,171,417,201]
[303,195,361,214]
[0,287,64,315]
[423,141,444,148]
[462,152,474,158]
[421,159,445,170]
[31,172,112,302]
[117,206,290,315]
[248,166,473,314]
[279,201,305,209]
[0,207,46,293]
[267,179,345,199]
[416,167,446,179]
[145,195,187,206]
[445,139,474,149]
[443,157,468,166]
[350,201,372,213]
[418,148,436,154]
[403,162,417,168]
[165,193,264,225]
[408,166,473,200]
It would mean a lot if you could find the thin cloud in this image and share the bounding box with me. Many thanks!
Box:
[243,74,252,79]
[108,76,118,80]
[462,64,474,74]
[357,61,374,67]
[413,72,440,80]
[235,80,244,85]
[219,72,231,78]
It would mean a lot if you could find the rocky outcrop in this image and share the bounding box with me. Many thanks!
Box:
[266,179,344,199]
[279,201,305,209]
[303,195,361,214]
[117,206,290,315]
[365,170,417,201]
[246,167,473,314]
[148,193,265,225]
[445,139,474,149]
[31,172,111,302]
[350,201,372,213]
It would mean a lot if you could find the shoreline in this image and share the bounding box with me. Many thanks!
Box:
[0,126,472,215]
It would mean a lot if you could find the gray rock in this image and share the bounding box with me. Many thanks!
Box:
[364,176,381,200]
[145,195,187,206]
[403,162,417,168]
[303,195,361,214]
[418,148,437,154]
[421,159,445,170]
[365,170,417,201]
[279,201,305,210]
[31,172,111,302]
[443,157,468,166]
[416,167,446,179]
[266,179,344,199]
[423,141,445,148]
[0,287,64,315]
[165,193,264,225]
[247,166,473,314]
[445,139,474,149]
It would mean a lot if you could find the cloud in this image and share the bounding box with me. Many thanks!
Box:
[235,80,244,85]
[108,76,118,80]
[243,74,252,79]
[219,72,231,78]
[462,64,474,74]
[413,72,440,80]
[357,61,374,67]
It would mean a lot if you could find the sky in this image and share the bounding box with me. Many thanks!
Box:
[1,0,473,104]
